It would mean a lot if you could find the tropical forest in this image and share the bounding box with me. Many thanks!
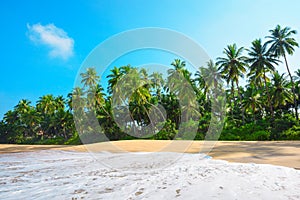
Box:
[1,25,300,144]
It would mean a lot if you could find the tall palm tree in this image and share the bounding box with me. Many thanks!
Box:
[217,44,248,124]
[247,39,280,119]
[71,87,86,135]
[266,25,299,120]
[168,59,199,122]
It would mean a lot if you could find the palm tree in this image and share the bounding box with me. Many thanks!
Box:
[80,67,100,89]
[106,65,132,94]
[168,59,194,91]
[168,59,199,121]
[36,95,56,115]
[107,66,122,94]
[22,108,40,137]
[217,44,248,124]
[171,59,186,71]
[13,100,35,137]
[194,70,207,95]
[71,87,86,135]
[266,25,299,120]
[293,69,300,105]
[199,60,223,96]
[14,99,32,114]
[271,71,293,114]
[55,96,66,111]
[149,72,164,99]
[168,59,193,85]
[247,39,280,119]
[242,85,263,122]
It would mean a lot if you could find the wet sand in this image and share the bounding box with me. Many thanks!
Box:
[0,140,299,169]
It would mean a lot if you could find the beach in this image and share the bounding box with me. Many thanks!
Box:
[0,145,300,199]
[1,141,300,199]
[0,140,299,169]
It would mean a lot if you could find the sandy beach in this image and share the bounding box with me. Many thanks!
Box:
[0,140,299,169]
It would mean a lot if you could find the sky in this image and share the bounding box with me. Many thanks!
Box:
[1,0,300,118]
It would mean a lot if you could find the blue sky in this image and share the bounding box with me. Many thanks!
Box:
[1,0,300,118]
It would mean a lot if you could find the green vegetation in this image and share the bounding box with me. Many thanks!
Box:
[1,24,300,144]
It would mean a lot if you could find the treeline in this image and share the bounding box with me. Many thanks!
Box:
[1,24,300,144]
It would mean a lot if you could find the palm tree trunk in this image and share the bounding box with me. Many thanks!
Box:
[251,104,256,123]
[283,53,299,121]
[230,82,234,120]
[263,70,274,122]
[236,81,245,125]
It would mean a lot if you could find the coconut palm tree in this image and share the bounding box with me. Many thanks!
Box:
[55,96,66,111]
[199,60,223,95]
[149,72,164,99]
[107,65,132,94]
[168,59,199,122]
[36,95,56,115]
[271,71,293,114]
[171,59,186,71]
[266,25,299,120]
[80,67,100,89]
[168,59,193,85]
[14,99,32,114]
[107,66,122,94]
[217,44,248,124]
[247,39,280,119]
[293,69,300,105]
[242,84,263,122]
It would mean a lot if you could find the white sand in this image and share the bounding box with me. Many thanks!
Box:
[0,150,299,199]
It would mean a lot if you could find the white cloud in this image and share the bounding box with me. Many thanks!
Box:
[27,23,74,60]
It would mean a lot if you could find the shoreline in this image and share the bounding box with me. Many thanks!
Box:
[0,140,299,169]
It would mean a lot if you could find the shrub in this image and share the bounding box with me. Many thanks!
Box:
[245,130,270,141]
[35,137,65,145]
[280,126,300,140]
[65,132,82,145]
[152,120,177,140]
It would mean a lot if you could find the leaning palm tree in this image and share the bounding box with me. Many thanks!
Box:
[247,39,280,119]
[217,44,248,124]
[266,25,299,120]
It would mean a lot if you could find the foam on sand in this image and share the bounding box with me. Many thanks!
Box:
[0,150,299,199]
